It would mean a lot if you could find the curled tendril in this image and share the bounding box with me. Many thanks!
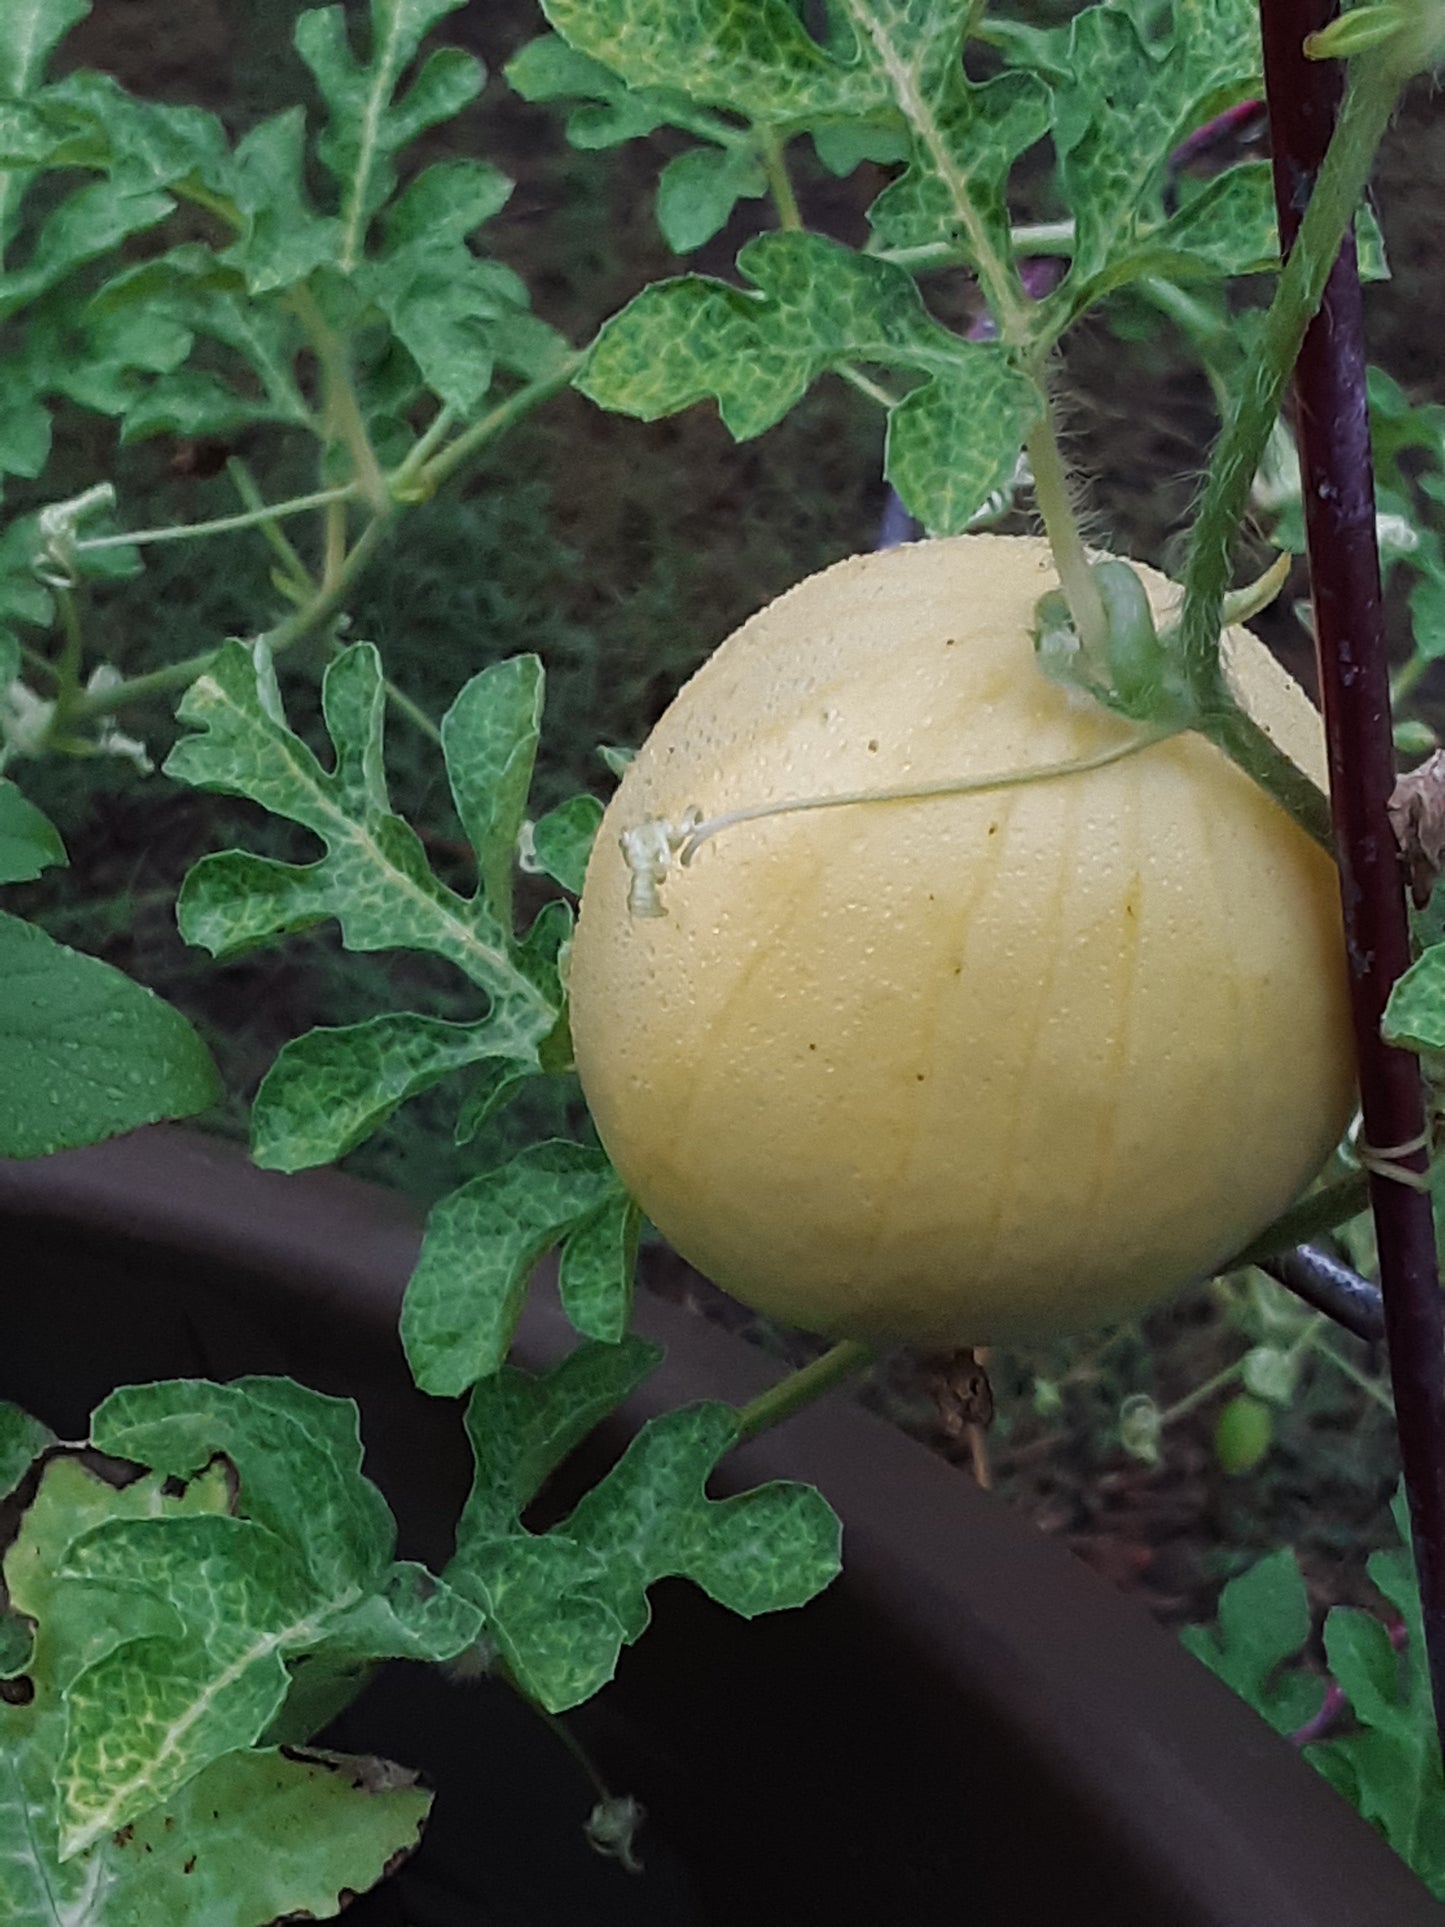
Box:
[33,483,118,590]
[619,729,1177,919]
[620,809,703,918]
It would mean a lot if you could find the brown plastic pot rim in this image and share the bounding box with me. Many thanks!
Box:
[0,1124,1435,1927]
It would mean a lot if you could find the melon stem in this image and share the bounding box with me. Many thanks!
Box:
[734,1340,876,1444]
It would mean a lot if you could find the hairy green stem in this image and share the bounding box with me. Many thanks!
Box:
[419,355,587,495]
[758,124,802,230]
[1201,703,1336,847]
[393,403,461,492]
[839,363,902,410]
[1026,406,1110,657]
[1157,1358,1246,1426]
[289,282,389,514]
[383,676,444,746]
[873,221,1075,272]
[47,584,85,734]
[733,1341,874,1443]
[71,484,360,556]
[1177,59,1398,710]
[226,459,315,592]
[72,514,392,722]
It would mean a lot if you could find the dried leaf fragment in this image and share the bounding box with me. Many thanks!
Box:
[1388,750,1445,909]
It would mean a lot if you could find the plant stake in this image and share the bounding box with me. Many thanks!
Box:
[1260,0,1445,1746]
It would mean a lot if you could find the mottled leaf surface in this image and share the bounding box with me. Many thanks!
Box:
[449,1399,841,1710]
[401,1141,623,1393]
[537,0,877,120]
[167,641,560,1168]
[1384,943,1445,1052]
[1051,0,1263,309]
[582,229,1039,530]
[0,1386,475,1870]
[529,792,604,895]
[295,0,483,270]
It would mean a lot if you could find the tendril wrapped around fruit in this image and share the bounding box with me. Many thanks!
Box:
[568,535,1356,1348]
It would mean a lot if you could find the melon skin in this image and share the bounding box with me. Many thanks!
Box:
[568,534,1356,1348]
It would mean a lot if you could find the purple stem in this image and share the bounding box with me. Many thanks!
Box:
[1289,1619,1408,1746]
[1169,100,1268,174]
[1259,0,1445,1748]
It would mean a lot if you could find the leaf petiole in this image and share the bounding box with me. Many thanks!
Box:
[69,485,362,557]
[733,1341,875,1443]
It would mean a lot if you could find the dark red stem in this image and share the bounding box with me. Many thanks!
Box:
[1260,4,1445,1745]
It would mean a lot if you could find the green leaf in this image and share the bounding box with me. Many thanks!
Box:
[55,1516,316,1854]
[537,0,876,120]
[0,911,220,1157]
[863,67,1050,271]
[37,69,232,196]
[0,0,91,264]
[0,178,174,323]
[364,245,521,414]
[812,121,910,178]
[1151,163,1278,278]
[558,1190,640,1343]
[28,1380,475,1858]
[455,1336,663,1544]
[384,155,513,249]
[581,229,1039,529]
[90,1376,395,1597]
[2,1447,424,1921]
[0,0,91,96]
[450,1401,841,1710]
[884,347,1038,533]
[226,108,344,293]
[1179,1547,1323,1734]
[505,33,669,149]
[400,1140,622,1394]
[0,1611,32,1678]
[169,642,551,1010]
[3,1455,233,1695]
[529,792,603,895]
[0,1402,54,1503]
[441,653,542,923]
[656,144,766,254]
[0,781,66,885]
[252,1007,552,1170]
[26,283,193,423]
[363,158,526,411]
[0,365,51,481]
[1052,0,1262,308]
[168,642,567,1174]
[295,0,484,271]
[1325,1607,1407,1737]
[0,1728,430,1926]
[308,1561,482,1665]
[1384,943,1445,1051]
[90,245,312,438]
[453,1059,537,1144]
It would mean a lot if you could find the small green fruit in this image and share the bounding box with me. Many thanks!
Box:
[1214,1394,1274,1476]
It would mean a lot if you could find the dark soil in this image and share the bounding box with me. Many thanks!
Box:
[23,0,1427,1644]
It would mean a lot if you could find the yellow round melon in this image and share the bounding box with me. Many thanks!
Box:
[568,534,1356,1348]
